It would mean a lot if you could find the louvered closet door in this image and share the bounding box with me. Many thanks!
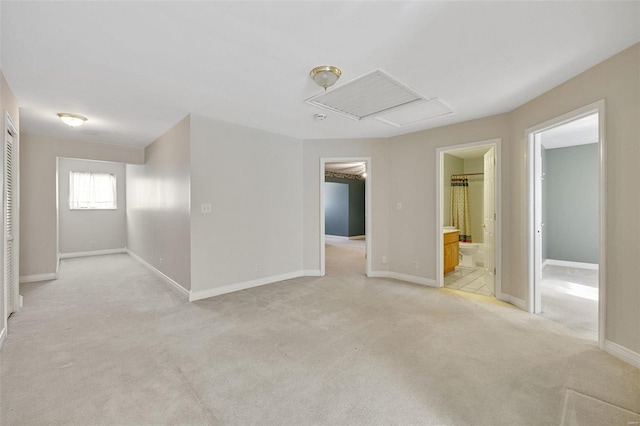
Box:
[5,128,16,318]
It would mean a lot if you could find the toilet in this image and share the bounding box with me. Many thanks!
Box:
[459,242,479,267]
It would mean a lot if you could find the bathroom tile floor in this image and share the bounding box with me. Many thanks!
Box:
[444,265,494,296]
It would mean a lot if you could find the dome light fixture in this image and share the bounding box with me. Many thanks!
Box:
[57,112,88,127]
[310,65,342,90]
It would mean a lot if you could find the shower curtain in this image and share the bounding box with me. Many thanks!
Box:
[450,175,472,242]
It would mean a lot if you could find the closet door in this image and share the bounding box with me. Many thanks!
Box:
[4,118,17,319]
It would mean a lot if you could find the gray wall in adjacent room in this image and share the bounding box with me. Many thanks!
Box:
[324,176,365,237]
[544,143,599,264]
[325,182,349,236]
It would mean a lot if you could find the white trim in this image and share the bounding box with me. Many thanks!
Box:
[0,327,6,351]
[526,100,606,349]
[498,293,527,311]
[127,250,189,298]
[303,269,323,277]
[544,259,599,271]
[189,271,305,302]
[604,340,640,370]
[19,273,58,283]
[320,157,372,277]
[436,139,502,299]
[367,271,437,287]
[326,234,366,241]
[59,248,127,259]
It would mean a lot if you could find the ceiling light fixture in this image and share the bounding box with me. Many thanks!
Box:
[310,65,342,90]
[57,112,88,127]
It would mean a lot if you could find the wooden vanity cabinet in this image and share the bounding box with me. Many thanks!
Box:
[444,231,459,274]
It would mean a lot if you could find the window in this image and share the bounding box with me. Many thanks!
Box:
[69,171,117,210]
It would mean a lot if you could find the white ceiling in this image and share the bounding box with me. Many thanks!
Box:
[447,146,492,161]
[325,162,366,176]
[2,1,639,148]
[541,113,599,149]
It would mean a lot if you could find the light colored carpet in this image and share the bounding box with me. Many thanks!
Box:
[1,243,639,425]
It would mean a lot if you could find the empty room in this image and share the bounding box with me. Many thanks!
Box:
[1,1,640,424]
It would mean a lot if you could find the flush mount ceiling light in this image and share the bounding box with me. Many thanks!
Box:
[310,65,342,90]
[57,112,88,127]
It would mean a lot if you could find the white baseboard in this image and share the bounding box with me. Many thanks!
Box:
[19,273,58,283]
[59,248,127,259]
[544,259,599,270]
[189,270,305,302]
[0,327,6,352]
[498,293,527,311]
[604,340,640,370]
[126,250,189,299]
[304,270,323,277]
[368,270,437,288]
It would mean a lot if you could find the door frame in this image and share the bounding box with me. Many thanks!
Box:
[436,139,502,296]
[525,99,606,349]
[319,157,372,276]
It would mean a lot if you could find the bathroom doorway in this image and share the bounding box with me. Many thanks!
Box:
[436,139,501,297]
[320,158,371,277]
[527,101,604,344]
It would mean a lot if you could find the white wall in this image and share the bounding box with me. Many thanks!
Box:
[387,115,509,280]
[189,115,303,295]
[508,43,640,353]
[20,133,144,278]
[126,116,191,290]
[302,138,390,274]
[58,158,126,254]
[383,43,640,355]
[464,157,484,244]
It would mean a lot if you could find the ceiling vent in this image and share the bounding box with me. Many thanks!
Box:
[375,98,454,127]
[305,69,424,121]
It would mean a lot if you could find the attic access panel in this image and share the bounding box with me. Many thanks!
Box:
[305,69,425,120]
[375,97,454,127]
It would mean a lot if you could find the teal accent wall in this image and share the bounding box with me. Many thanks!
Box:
[325,182,349,236]
[324,176,365,237]
[544,143,599,264]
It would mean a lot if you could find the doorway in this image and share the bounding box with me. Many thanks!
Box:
[320,158,372,277]
[55,158,127,264]
[527,101,605,345]
[436,139,501,297]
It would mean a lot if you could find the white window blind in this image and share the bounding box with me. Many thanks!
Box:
[69,171,117,210]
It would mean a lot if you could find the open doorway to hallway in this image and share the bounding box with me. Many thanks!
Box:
[320,158,371,277]
[528,106,603,342]
[437,140,501,298]
[56,158,128,270]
